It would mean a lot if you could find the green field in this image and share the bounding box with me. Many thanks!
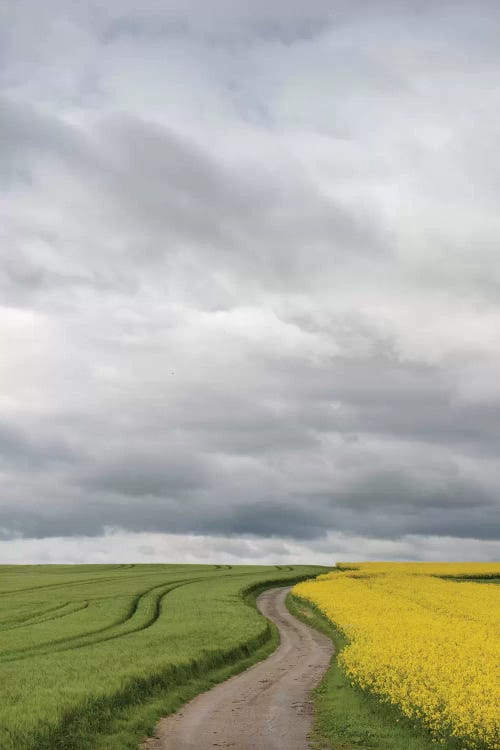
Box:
[0,563,325,750]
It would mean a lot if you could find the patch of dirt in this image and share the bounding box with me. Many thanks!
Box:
[299,607,314,618]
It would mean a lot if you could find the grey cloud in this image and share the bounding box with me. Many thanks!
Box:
[0,0,500,561]
[0,423,75,468]
[1,469,498,543]
[1,95,388,319]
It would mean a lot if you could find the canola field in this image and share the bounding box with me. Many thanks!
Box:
[294,562,500,750]
[0,562,324,750]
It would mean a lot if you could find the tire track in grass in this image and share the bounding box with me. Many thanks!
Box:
[0,574,226,662]
[0,581,185,661]
[0,568,173,597]
[0,601,89,631]
[0,573,141,597]
[0,569,171,632]
[0,569,294,663]
[0,600,73,628]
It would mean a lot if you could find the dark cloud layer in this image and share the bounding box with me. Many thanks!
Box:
[1,1,500,561]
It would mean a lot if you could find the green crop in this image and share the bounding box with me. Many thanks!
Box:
[0,563,325,749]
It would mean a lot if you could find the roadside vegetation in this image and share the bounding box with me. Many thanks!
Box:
[288,593,447,750]
[0,563,325,750]
[292,562,500,750]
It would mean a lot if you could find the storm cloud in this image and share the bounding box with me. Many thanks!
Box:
[1,0,500,562]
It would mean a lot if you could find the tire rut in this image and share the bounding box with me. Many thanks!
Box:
[0,570,268,662]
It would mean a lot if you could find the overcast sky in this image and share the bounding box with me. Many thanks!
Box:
[1,0,500,565]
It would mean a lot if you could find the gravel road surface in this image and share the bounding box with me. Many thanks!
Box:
[142,586,333,750]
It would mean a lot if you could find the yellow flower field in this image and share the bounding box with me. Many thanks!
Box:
[294,563,500,749]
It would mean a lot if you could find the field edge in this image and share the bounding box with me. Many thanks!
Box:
[286,592,458,750]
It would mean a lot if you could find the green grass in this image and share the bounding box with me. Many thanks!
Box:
[287,593,458,750]
[0,563,326,750]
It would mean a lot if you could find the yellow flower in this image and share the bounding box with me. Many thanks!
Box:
[294,563,500,749]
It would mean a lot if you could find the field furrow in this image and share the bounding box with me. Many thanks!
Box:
[1,601,89,631]
[0,578,199,660]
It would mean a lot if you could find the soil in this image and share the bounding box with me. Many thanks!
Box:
[141,586,334,750]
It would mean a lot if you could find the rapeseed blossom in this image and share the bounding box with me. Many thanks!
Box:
[294,564,500,749]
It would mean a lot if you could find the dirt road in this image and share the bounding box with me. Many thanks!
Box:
[142,586,333,750]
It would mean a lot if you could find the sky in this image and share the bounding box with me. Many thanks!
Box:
[1,0,500,565]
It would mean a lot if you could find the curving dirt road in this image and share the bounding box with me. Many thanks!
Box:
[142,586,333,750]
